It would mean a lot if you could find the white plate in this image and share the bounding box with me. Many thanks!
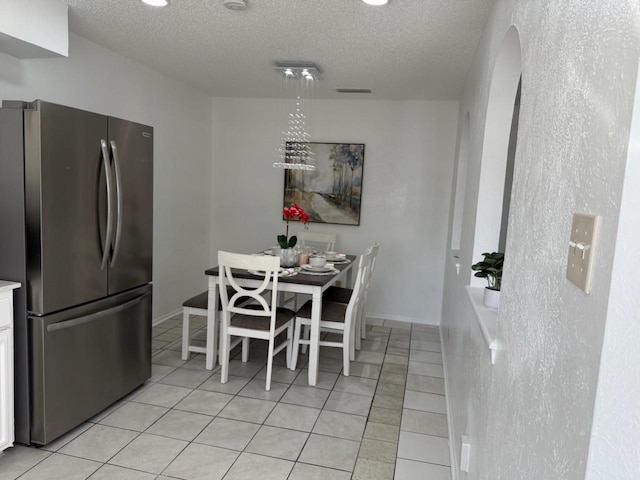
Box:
[327,257,350,264]
[248,268,298,278]
[325,254,346,261]
[301,264,333,273]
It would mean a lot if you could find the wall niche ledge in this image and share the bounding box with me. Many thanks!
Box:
[465,286,499,364]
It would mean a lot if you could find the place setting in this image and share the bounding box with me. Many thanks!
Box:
[297,254,341,276]
[324,251,351,264]
[247,267,298,277]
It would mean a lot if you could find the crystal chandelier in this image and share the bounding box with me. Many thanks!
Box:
[272,62,320,171]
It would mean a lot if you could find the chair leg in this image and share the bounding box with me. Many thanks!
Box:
[343,338,350,377]
[242,337,250,362]
[291,319,302,370]
[350,326,356,362]
[220,324,230,384]
[181,308,190,361]
[285,322,294,369]
[301,324,310,354]
[350,306,359,361]
[360,293,368,340]
[206,309,216,370]
[355,307,363,351]
[266,338,275,391]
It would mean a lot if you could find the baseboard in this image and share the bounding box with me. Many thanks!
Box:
[366,312,440,326]
[441,328,460,480]
[153,308,181,326]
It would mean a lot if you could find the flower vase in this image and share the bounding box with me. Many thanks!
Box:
[278,247,298,268]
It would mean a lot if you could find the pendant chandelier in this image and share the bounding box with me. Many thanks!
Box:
[272,62,320,171]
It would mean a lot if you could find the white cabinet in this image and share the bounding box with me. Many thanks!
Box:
[0,281,20,452]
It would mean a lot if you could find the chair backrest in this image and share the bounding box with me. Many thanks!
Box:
[297,230,337,252]
[218,251,280,329]
[365,243,379,287]
[345,249,373,323]
[367,242,380,275]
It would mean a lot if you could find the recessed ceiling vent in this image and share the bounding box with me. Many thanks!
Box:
[336,89,372,94]
[223,0,247,10]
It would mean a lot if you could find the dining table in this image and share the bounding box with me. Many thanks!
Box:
[204,254,356,386]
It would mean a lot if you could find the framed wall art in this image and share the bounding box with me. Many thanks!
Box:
[283,142,365,226]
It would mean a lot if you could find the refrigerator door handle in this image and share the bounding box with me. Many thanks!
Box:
[46,291,151,332]
[100,140,114,270]
[109,140,124,267]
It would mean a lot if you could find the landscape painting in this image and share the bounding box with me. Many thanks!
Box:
[283,142,365,226]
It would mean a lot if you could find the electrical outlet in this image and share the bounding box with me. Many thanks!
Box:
[566,213,599,293]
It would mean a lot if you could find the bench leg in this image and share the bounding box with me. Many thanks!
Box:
[181,308,190,361]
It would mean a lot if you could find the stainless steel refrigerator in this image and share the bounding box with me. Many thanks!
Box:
[0,100,153,446]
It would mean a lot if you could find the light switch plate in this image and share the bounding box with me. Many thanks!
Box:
[566,213,599,293]
[460,435,471,472]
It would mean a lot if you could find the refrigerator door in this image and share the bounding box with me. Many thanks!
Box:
[24,101,110,315]
[107,117,153,294]
[29,285,151,446]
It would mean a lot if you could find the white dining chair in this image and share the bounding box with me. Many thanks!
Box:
[288,230,338,309]
[323,243,379,349]
[297,230,337,252]
[290,249,373,377]
[358,243,378,344]
[218,251,296,391]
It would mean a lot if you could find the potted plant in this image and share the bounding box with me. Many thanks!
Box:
[471,251,504,309]
[277,204,310,267]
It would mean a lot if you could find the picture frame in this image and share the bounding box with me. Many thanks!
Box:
[283,142,365,226]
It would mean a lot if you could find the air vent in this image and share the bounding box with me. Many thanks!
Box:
[223,0,247,10]
[336,88,372,94]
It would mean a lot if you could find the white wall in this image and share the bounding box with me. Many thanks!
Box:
[585,61,640,480]
[441,1,640,479]
[0,0,68,58]
[211,97,458,324]
[0,33,214,320]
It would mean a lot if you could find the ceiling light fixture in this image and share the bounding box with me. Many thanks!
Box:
[361,0,389,5]
[273,62,320,171]
[141,0,169,6]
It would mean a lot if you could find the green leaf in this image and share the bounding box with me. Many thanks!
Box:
[288,235,297,248]
[277,235,287,249]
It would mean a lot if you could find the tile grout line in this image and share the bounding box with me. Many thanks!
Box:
[395,323,452,477]
[352,323,407,479]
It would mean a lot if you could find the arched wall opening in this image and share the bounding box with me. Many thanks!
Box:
[470,26,522,287]
[451,112,471,251]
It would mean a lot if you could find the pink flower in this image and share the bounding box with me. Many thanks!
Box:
[279,204,310,248]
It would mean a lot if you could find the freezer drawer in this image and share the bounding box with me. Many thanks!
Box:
[29,286,151,446]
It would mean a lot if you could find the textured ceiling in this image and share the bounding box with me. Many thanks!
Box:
[63,0,494,100]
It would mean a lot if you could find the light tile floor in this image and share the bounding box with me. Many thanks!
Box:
[0,315,451,479]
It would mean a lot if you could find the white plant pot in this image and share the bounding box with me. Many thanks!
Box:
[483,287,500,309]
[278,247,298,267]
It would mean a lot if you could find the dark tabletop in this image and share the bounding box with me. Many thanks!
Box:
[205,255,357,287]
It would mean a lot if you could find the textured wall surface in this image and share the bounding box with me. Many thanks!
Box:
[585,65,640,480]
[0,33,214,319]
[211,97,458,324]
[441,0,640,479]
